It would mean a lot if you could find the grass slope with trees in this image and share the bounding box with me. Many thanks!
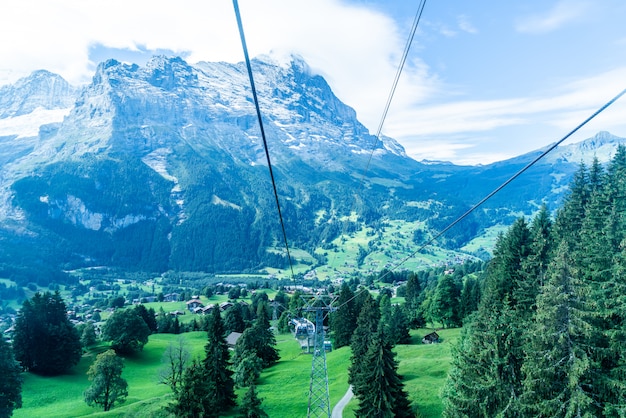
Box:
[6,146,624,417]
[10,328,460,418]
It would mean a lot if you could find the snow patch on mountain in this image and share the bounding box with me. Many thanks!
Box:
[211,195,241,210]
[142,147,177,183]
[0,107,71,138]
[539,131,626,165]
[141,147,187,225]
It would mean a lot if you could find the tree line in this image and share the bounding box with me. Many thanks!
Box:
[442,147,626,417]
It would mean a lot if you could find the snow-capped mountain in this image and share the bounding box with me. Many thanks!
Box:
[0,55,624,279]
[0,69,78,119]
[14,55,404,169]
[543,131,624,165]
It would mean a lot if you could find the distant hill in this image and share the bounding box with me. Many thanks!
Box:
[0,55,624,283]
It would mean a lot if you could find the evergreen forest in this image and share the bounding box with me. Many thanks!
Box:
[442,146,626,417]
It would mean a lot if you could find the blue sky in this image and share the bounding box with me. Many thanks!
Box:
[1,0,625,164]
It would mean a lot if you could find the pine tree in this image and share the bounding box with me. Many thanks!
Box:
[443,218,537,417]
[170,305,237,416]
[404,273,425,328]
[355,323,414,418]
[520,241,593,417]
[605,239,626,416]
[588,156,605,193]
[576,179,624,413]
[12,291,82,375]
[442,304,521,417]
[458,276,481,319]
[331,282,357,348]
[379,293,393,335]
[605,145,626,248]
[349,294,380,398]
[429,274,461,328]
[169,359,214,417]
[203,305,236,413]
[481,218,531,311]
[238,384,268,418]
[0,336,22,418]
[553,163,589,251]
[233,300,279,368]
[233,350,263,388]
[388,305,411,345]
[517,205,553,315]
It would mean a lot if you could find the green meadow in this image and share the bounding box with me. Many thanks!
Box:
[13,328,459,417]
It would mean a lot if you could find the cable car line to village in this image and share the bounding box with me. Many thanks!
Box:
[233,0,296,281]
[329,0,427,271]
[233,4,334,414]
[232,1,428,416]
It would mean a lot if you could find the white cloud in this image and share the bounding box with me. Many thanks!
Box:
[457,15,478,34]
[384,66,626,164]
[1,1,624,166]
[426,21,457,38]
[0,0,434,132]
[515,0,591,34]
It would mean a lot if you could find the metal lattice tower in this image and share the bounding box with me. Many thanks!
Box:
[306,301,335,418]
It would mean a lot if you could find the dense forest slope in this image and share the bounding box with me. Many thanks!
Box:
[442,147,626,416]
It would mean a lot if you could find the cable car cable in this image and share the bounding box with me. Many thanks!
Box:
[329,0,427,271]
[233,0,296,280]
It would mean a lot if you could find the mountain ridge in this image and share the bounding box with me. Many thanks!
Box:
[0,55,625,282]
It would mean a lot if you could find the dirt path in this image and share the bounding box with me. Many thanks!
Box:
[331,385,353,418]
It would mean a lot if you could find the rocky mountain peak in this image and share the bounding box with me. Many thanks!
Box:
[542,131,626,165]
[0,70,78,118]
[143,55,198,90]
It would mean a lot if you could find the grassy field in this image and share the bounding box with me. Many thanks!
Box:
[13,328,459,417]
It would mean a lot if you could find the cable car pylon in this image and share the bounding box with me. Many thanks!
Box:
[304,296,336,418]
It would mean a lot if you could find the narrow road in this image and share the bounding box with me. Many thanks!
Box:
[331,385,353,418]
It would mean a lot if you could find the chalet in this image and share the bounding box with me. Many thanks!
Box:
[422,331,440,344]
[219,302,234,311]
[226,332,242,349]
[186,299,204,311]
[164,293,180,302]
